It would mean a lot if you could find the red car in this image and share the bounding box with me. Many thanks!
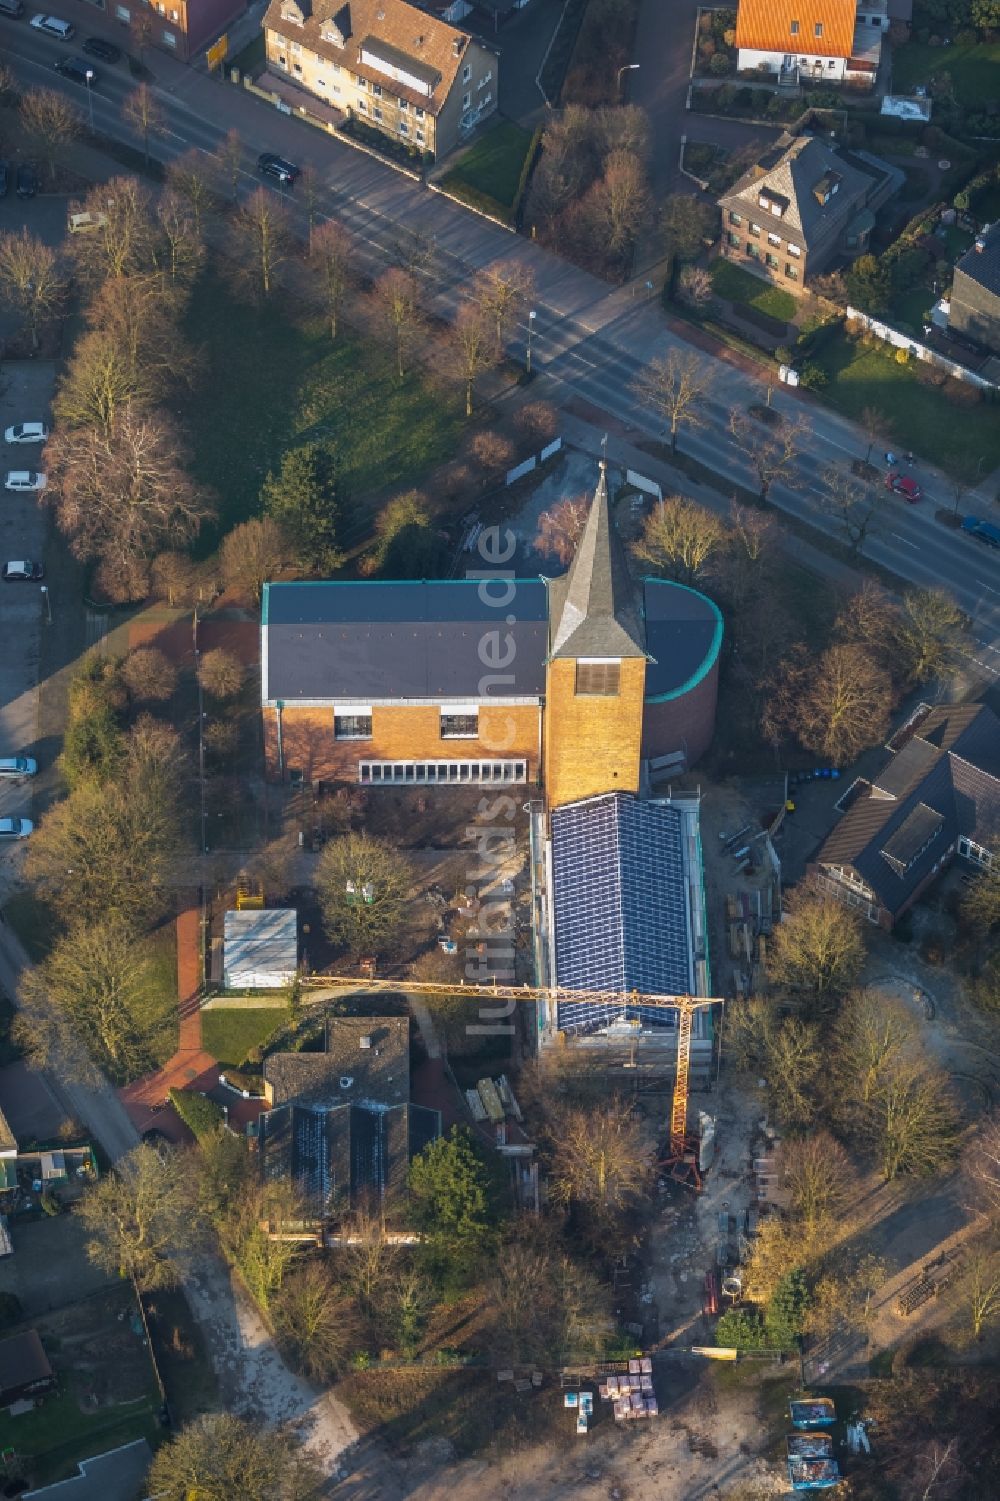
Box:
[886,471,921,502]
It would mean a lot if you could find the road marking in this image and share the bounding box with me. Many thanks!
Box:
[976,580,1000,595]
[890,533,921,550]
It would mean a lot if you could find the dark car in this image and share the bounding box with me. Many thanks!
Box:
[0,162,7,198]
[15,162,37,199]
[257,151,300,185]
[2,560,45,581]
[82,34,120,61]
[54,55,97,85]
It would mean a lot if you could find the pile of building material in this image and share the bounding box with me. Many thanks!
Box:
[465,1074,522,1125]
[786,1432,840,1489]
[725,889,777,997]
[600,1359,657,1421]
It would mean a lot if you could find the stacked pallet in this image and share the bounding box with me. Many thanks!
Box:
[599,1359,657,1421]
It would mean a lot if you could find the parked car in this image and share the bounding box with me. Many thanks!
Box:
[2,560,45,580]
[0,162,7,198]
[0,817,33,839]
[962,515,1000,549]
[54,56,97,85]
[257,152,300,185]
[16,162,38,199]
[4,423,48,445]
[29,12,73,37]
[0,757,37,778]
[4,471,46,491]
[81,34,120,61]
[885,471,921,502]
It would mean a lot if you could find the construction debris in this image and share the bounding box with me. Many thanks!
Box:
[598,1359,658,1422]
[786,1431,840,1489]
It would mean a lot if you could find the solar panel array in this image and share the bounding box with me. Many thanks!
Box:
[551,795,693,1033]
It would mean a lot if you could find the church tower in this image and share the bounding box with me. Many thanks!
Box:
[543,462,648,809]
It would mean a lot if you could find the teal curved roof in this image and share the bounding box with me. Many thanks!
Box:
[642,578,723,703]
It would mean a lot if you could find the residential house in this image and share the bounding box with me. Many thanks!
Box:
[811,703,1000,928]
[256,1017,441,1218]
[260,463,723,793]
[718,133,898,292]
[734,0,886,86]
[262,0,499,160]
[946,222,1000,356]
[0,1331,56,1406]
[94,0,247,63]
[22,1440,153,1501]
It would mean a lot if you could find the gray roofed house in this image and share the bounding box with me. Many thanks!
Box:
[263,1016,410,1108]
[23,1440,152,1501]
[947,222,1000,356]
[546,462,647,661]
[261,578,548,704]
[0,1330,56,1405]
[223,908,298,990]
[812,703,1000,927]
[718,134,900,291]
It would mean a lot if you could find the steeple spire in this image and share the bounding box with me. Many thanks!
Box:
[547,460,646,660]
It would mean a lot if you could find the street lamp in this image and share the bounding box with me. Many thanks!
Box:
[526,309,537,375]
[39,585,51,625]
[85,69,95,131]
[617,63,640,99]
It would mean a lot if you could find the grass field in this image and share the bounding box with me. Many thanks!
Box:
[892,36,1000,105]
[182,277,466,547]
[440,120,535,219]
[819,330,1000,481]
[0,1383,160,1487]
[201,1006,287,1067]
[710,259,797,323]
[136,922,179,1077]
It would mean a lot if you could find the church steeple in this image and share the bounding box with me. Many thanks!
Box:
[547,461,646,661]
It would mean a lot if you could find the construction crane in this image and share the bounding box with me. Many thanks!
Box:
[299,975,721,1190]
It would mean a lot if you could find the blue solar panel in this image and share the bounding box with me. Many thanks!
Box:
[551,795,693,1033]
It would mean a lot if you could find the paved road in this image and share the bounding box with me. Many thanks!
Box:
[2,18,999,664]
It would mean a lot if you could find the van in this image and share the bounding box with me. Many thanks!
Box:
[67,210,107,234]
[0,756,36,779]
[0,0,25,18]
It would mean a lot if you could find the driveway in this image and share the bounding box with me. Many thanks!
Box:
[464,0,565,122]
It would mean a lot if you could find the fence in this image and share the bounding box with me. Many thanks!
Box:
[625,468,662,502]
[505,436,562,486]
[846,305,999,392]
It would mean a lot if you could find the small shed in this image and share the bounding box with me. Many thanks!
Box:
[0,1329,56,1404]
[223,908,298,990]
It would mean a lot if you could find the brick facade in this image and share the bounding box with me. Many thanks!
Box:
[543,658,647,810]
[642,658,720,771]
[265,701,541,783]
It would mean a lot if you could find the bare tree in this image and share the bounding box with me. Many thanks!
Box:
[778,1131,857,1228]
[952,1238,1000,1339]
[861,1055,959,1181]
[966,1118,1000,1219]
[76,1142,201,1290]
[729,410,805,502]
[54,329,145,433]
[198,648,244,700]
[273,1261,362,1381]
[219,517,289,604]
[334,1204,401,1319]
[122,647,177,703]
[19,88,80,184]
[122,83,164,168]
[766,1016,823,1128]
[151,550,201,607]
[297,162,322,253]
[128,6,156,68]
[231,187,290,301]
[166,150,219,234]
[0,229,65,350]
[315,832,414,954]
[819,463,887,554]
[767,882,865,1005]
[594,148,650,258]
[448,302,496,417]
[44,409,212,581]
[373,267,423,380]
[535,493,590,565]
[310,218,353,339]
[859,404,885,466]
[475,261,535,359]
[546,1098,653,1225]
[217,127,244,203]
[895,587,964,685]
[910,1438,968,1501]
[633,348,714,456]
[74,275,197,410]
[147,1414,321,1501]
[763,641,893,765]
[677,264,712,308]
[468,429,514,476]
[514,400,558,444]
[66,177,159,285]
[156,190,205,285]
[633,493,726,585]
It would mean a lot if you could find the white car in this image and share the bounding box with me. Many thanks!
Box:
[4,423,48,445]
[0,817,33,840]
[4,471,46,492]
[29,13,74,38]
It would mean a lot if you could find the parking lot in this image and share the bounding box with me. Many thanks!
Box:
[0,361,56,845]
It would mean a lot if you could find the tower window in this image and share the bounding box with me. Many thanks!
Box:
[575,660,620,696]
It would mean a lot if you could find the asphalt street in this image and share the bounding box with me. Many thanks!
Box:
[1,14,999,666]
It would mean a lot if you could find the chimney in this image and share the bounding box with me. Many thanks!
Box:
[360,1034,373,1049]
[974,236,986,253]
[453,36,463,55]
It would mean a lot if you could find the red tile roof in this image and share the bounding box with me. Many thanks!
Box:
[735,0,856,58]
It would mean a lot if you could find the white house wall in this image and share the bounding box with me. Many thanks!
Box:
[737,46,847,78]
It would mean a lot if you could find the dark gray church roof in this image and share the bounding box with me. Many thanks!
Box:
[262,579,548,702]
[643,579,723,700]
[546,463,646,661]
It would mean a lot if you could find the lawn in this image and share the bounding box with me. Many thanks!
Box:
[440,120,535,219]
[892,286,935,335]
[200,1005,287,1067]
[710,259,797,323]
[892,36,1000,106]
[135,921,180,1076]
[182,277,466,548]
[818,329,1000,481]
[0,1367,160,1488]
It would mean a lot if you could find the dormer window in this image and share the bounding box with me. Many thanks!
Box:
[321,23,344,44]
[759,191,785,217]
[280,0,303,23]
[790,18,799,32]
[814,20,823,35]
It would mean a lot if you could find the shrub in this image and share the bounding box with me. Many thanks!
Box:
[955,27,977,43]
[895,347,910,364]
[198,648,244,701]
[122,647,177,703]
[716,1307,767,1348]
[169,1087,225,1141]
[469,430,515,474]
[799,362,828,389]
[515,400,558,442]
[709,52,732,75]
